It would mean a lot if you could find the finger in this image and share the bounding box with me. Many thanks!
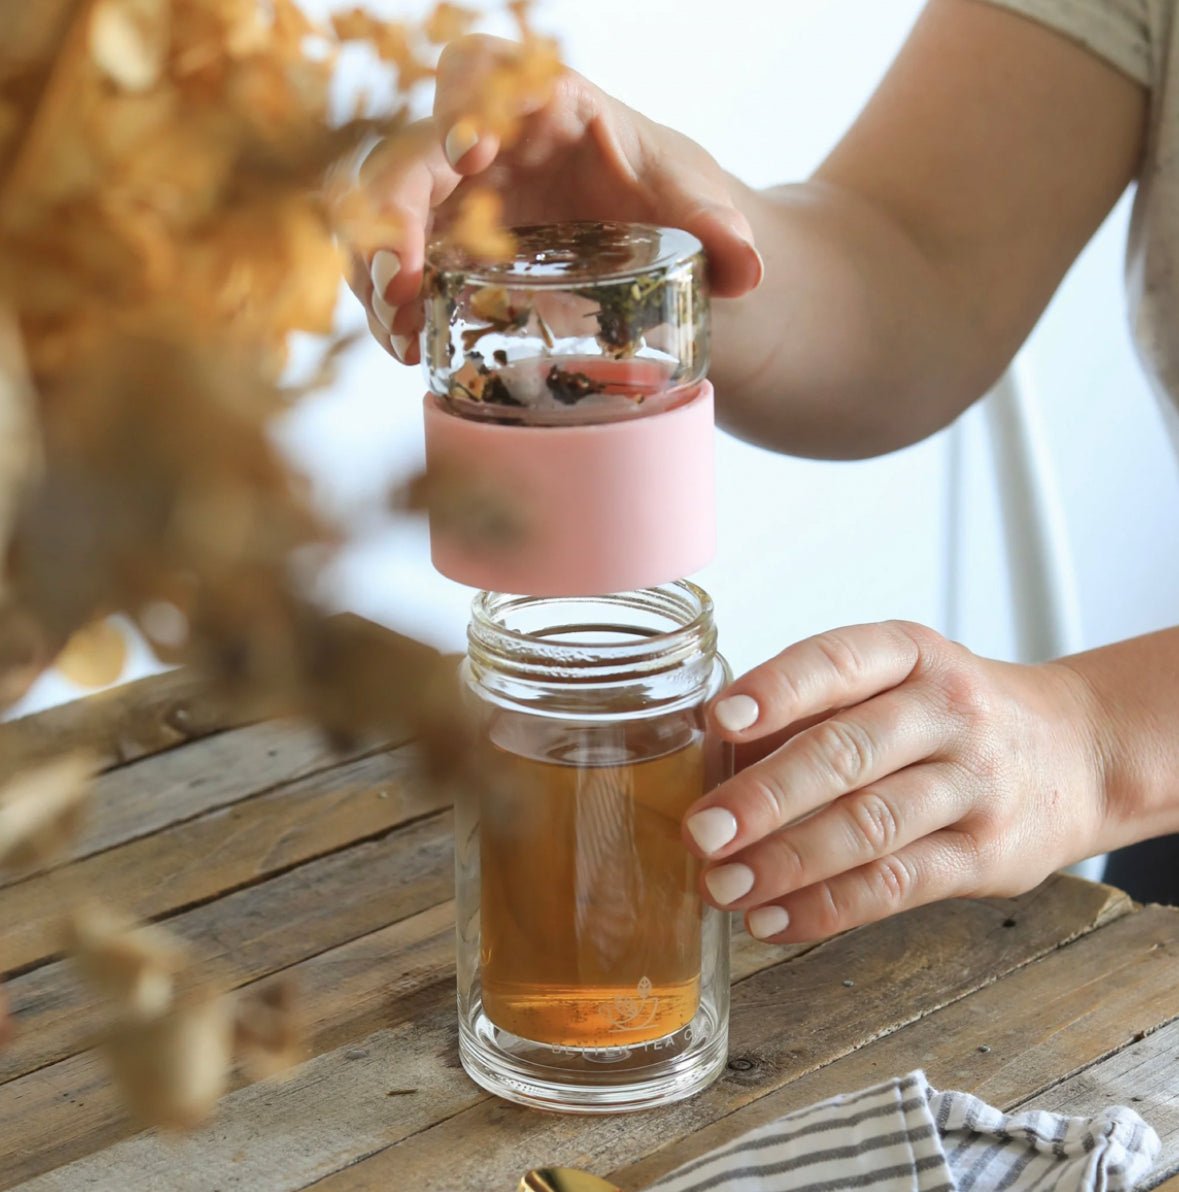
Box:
[711,621,929,742]
[365,307,396,359]
[685,684,950,858]
[434,35,573,171]
[699,763,970,910]
[743,829,982,943]
[661,198,764,297]
[358,120,464,307]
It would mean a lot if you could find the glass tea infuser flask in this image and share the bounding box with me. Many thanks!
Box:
[421,221,732,1112]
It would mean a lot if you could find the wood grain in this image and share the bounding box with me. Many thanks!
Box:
[1020,1016,1179,1187]
[14,876,1133,1192]
[306,880,1142,1192]
[1,803,454,1080]
[0,810,455,1185]
[1,720,398,892]
[617,902,1179,1191]
[1,745,445,975]
[0,668,236,774]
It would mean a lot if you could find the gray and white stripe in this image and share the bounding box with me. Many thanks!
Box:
[647,1070,1159,1192]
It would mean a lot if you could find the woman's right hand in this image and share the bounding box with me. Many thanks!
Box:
[347,34,764,362]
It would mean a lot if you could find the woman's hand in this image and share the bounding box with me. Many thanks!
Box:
[683,620,1106,942]
[346,34,763,362]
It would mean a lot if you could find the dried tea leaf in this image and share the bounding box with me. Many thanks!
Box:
[234,978,301,1079]
[450,355,520,406]
[104,989,235,1131]
[89,0,170,93]
[0,753,94,870]
[55,617,129,688]
[65,902,190,1019]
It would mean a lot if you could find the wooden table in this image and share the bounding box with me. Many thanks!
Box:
[2,671,1178,1191]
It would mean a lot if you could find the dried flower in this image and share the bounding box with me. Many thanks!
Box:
[0,753,93,871]
[65,902,190,1019]
[449,189,516,261]
[104,987,236,1131]
[89,0,170,94]
[234,978,301,1079]
[54,618,130,688]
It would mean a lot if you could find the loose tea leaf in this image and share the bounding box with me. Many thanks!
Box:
[544,364,607,405]
[452,353,522,406]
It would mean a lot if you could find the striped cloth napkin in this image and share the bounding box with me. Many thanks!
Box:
[647,1071,1160,1192]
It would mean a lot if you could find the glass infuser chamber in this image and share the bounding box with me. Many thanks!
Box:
[421,222,731,1112]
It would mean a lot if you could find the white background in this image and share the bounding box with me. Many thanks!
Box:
[11,0,1179,718]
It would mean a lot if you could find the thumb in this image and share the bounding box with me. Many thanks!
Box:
[677,202,764,298]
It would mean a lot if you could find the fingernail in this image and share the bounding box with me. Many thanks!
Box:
[372,292,398,332]
[715,694,759,733]
[748,905,790,940]
[747,243,766,288]
[685,807,738,855]
[444,119,480,168]
[370,249,401,303]
[390,332,413,361]
[705,863,755,906]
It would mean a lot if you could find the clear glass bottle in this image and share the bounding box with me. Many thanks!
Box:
[420,220,716,598]
[423,220,709,426]
[454,581,732,1113]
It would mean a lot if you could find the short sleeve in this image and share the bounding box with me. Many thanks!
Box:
[978,0,1154,87]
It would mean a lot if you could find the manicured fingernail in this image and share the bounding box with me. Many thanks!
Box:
[370,249,401,303]
[685,807,738,855]
[705,863,755,906]
[444,119,480,168]
[372,292,397,332]
[715,694,759,733]
[748,905,790,940]
[390,332,413,361]
[747,242,766,288]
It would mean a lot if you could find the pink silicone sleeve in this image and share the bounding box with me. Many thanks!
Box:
[422,382,716,596]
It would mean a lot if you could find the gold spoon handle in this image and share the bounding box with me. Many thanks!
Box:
[520,1168,623,1192]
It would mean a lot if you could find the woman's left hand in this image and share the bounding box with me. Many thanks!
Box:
[682,620,1105,942]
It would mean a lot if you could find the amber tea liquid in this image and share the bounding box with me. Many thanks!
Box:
[479,722,712,1049]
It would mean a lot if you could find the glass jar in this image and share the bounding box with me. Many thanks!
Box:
[454,581,732,1113]
[423,220,709,426]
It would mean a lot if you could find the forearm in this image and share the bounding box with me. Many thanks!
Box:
[708,177,1000,459]
[1056,627,1179,851]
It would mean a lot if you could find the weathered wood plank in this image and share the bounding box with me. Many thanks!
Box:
[310,881,1144,1192]
[1,746,447,975]
[616,902,1179,1191]
[15,876,1133,1191]
[0,721,400,893]
[0,810,455,1185]
[0,613,424,777]
[1,804,454,1085]
[1018,1017,1179,1188]
[0,669,235,774]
